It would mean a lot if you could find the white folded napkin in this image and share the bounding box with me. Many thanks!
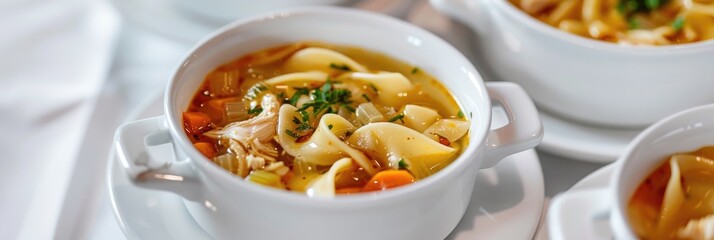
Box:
[0,0,119,239]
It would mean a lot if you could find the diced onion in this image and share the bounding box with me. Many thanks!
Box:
[214,153,237,173]
[423,119,470,143]
[356,102,385,125]
[225,101,249,122]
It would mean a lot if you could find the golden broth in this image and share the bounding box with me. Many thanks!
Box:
[182,42,470,195]
[628,146,714,239]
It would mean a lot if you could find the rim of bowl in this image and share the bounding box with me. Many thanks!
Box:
[165,6,490,207]
[490,0,714,55]
[610,103,714,238]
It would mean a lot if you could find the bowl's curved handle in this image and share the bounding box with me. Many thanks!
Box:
[481,82,543,168]
[114,116,203,200]
[548,188,614,240]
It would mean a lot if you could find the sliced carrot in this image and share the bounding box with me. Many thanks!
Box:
[193,142,217,159]
[336,187,363,195]
[362,170,416,192]
[183,112,212,135]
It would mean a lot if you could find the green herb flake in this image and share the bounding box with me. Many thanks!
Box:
[295,124,312,131]
[457,110,465,118]
[328,124,333,130]
[644,0,661,10]
[299,110,310,122]
[285,129,301,138]
[398,159,409,169]
[672,16,685,31]
[628,18,640,29]
[388,114,405,123]
[329,63,351,71]
[292,116,302,124]
[289,88,309,106]
[368,83,379,93]
[411,67,420,74]
[248,106,263,115]
[362,94,372,102]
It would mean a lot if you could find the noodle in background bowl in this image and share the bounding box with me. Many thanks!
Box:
[113,7,543,240]
[432,0,714,128]
[548,103,714,239]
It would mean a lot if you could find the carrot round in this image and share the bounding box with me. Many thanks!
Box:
[183,112,212,134]
[362,170,415,192]
[193,142,217,159]
[336,187,363,195]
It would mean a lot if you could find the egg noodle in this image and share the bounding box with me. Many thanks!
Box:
[510,0,714,45]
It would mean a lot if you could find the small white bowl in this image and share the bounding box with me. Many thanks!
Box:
[114,7,543,240]
[548,103,714,239]
[431,0,714,128]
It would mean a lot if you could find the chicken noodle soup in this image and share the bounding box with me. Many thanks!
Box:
[510,0,714,45]
[183,42,470,197]
[628,146,714,239]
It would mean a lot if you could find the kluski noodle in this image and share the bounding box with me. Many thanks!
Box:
[182,42,470,198]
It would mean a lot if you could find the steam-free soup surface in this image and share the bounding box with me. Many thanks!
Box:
[182,42,470,197]
[628,146,714,239]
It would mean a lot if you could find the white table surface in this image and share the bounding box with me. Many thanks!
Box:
[20,0,609,239]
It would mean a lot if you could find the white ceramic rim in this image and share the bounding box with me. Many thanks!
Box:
[488,0,714,54]
[164,6,490,206]
[609,103,714,239]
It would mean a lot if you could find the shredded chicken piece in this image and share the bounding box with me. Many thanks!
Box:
[264,162,289,176]
[246,154,266,170]
[679,214,714,240]
[205,94,279,142]
[206,94,281,175]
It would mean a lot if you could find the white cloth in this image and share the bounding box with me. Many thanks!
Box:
[0,0,119,239]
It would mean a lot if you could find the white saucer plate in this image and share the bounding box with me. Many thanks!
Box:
[538,112,640,164]
[109,0,412,45]
[544,164,616,239]
[108,93,545,240]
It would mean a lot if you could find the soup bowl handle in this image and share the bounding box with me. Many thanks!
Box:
[114,116,203,201]
[548,188,613,240]
[481,82,543,168]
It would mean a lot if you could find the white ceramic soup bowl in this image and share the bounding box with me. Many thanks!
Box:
[431,0,714,128]
[114,7,543,240]
[548,103,714,239]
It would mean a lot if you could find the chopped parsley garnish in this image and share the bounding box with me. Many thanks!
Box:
[628,18,640,29]
[299,110,310,122]
[388,114,405,123]
[245,83,269,100]
[295,123,312,131]
[457,110,464,118]
[368,83,379,93]
[289,87,309,106]
[298,79,354,117]
[285,129,301,138]
[329,63,351,71]
[617,0,667,25]
[398,159,409,169]
[248,106,263,115]
[328,124,333,130]
[276,92,286,102]
[362,94,371,102]
[672,16,685,31]
[292,116,302,124]
[411,67,420,74]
